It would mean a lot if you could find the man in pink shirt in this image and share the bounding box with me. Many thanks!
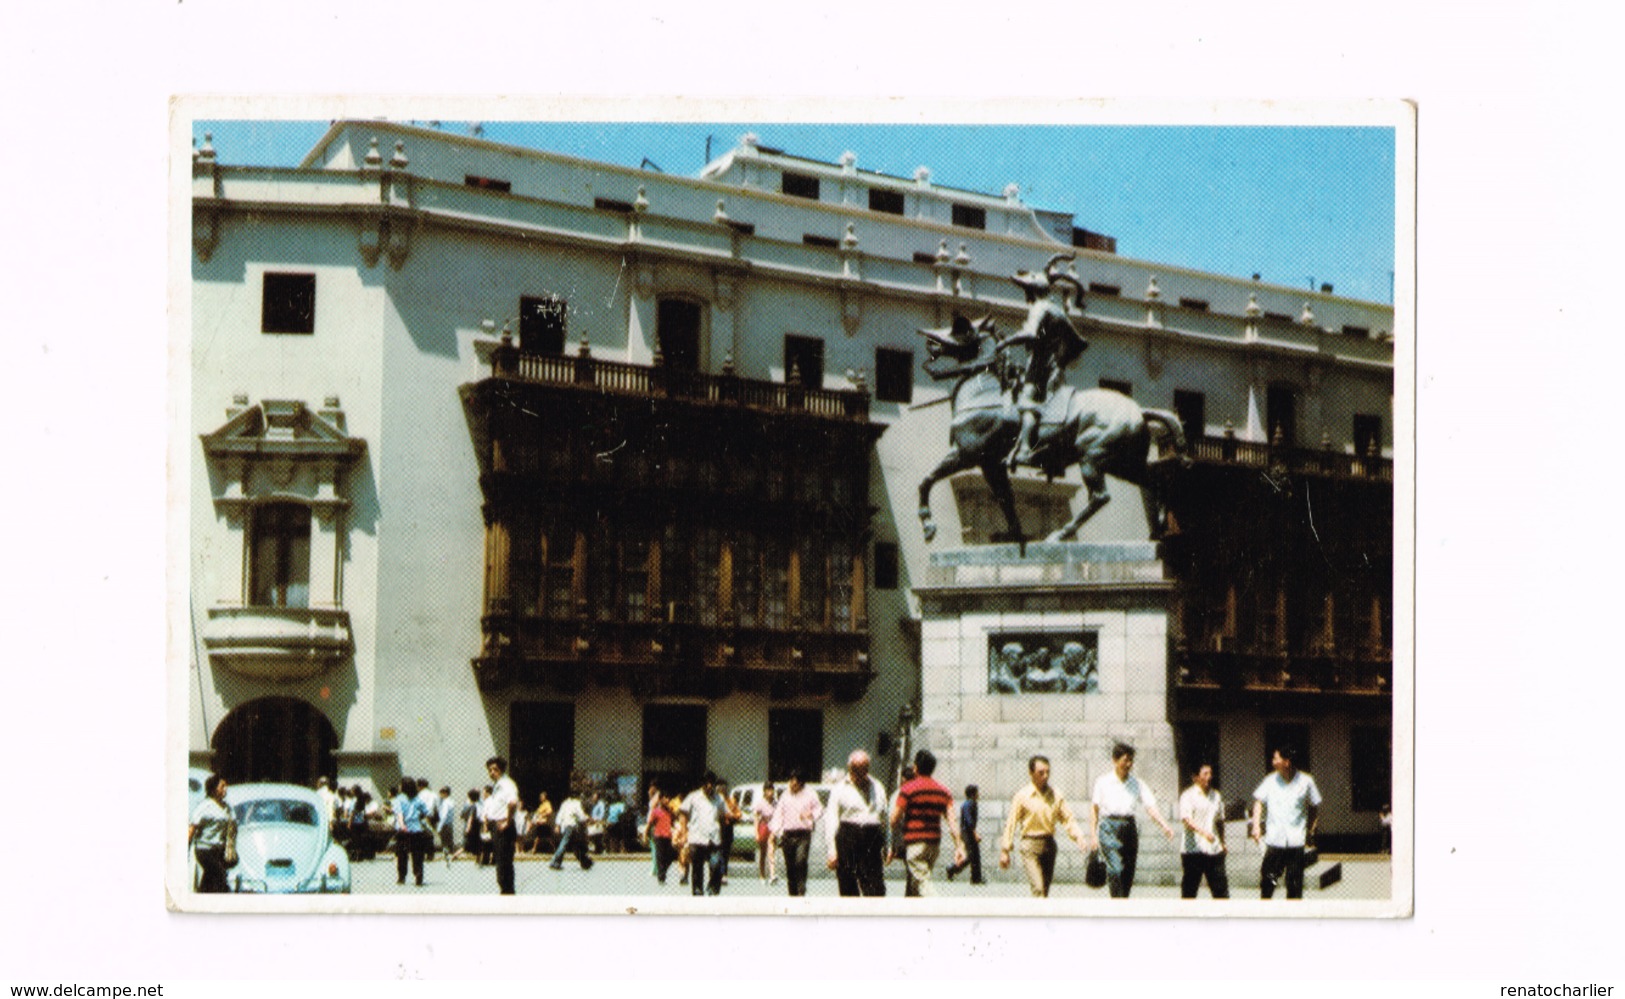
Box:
[769,771,823,896]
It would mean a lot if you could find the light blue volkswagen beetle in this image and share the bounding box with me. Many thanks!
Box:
[220,783,350,894]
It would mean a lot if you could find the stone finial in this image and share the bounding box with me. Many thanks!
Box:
[851,369,868,393]
[481,319,497,336]
[500,321,514,344]
[1003,183,1021,204]
[578,330,591,357]
[843,222,859,251]
[389,140,408,170]
[722,353,735,376]
[914,165,932,186]
[714,198,731,224]
[741,132,760,151]
[935,239,951,265]
[364,136,383,170]
[197,132,216,164]
[1300,301,1316,325]
[840,150,857,174]
[955,242,970,266]
[1245,292,1262,317]
[1145,275,1162,301]
[634,185,649,213]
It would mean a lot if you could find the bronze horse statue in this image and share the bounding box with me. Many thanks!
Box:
[915,312,1191,545]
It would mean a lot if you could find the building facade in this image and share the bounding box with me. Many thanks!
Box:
[187,122,1394,848]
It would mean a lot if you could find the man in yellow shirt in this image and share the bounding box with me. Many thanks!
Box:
[999,755,1089,897]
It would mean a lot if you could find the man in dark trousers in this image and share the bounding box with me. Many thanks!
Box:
[891,750,967,897]
[946,784,984,884]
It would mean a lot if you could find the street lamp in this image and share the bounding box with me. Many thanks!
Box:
[895,703,915,790]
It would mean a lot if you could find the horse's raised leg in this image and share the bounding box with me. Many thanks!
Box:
[979,459,1026,549]
[918,449,971,543]
[1139,482,1166,540]
[1052,465,1110,541]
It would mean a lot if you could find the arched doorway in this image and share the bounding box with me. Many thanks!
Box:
[211,697,337,787]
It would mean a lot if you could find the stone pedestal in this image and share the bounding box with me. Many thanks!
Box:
[912,542,1182,885]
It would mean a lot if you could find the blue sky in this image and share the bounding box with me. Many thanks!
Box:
[195,120,1396,303]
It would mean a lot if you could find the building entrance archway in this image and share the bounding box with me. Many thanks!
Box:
[211,697,337,787]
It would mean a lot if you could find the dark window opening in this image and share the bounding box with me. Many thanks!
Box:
[874,542,899,590]
[1342,325,1371,338]
[912,251,938,265]
[643,704,708,797]
[723,219,756,236]
[1353,414,1383,456]
[875,348,913,403]
[510,702,575,806]
[869,188,905,215]
[782,172,820,200]
[1173,390,1207,442]
[784,335,824,388]
[1099,378,1132,397]
[1178,297,1210,312]
[250,503,311,609]
[1073,228,1118,253]
[657,298,702,374]
[261,273,316,334]
[465,175,512,193]
[1263,723,1311,775]
[802,234,839,249]
[1267,385,1298,447]
[1263,311,1293,324]
[951,203,986,230]
[1088,282,1121,297]
[1350,726,1391,813]
[594,196,634,213]
[520,295,567,355]
[768,709,824,784]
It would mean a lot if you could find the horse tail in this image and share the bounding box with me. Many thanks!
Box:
[1141,408,1190,456]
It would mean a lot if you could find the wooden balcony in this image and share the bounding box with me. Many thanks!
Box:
[1173,645,1390,709]
[486,339,871,422]
[473,612,873,701]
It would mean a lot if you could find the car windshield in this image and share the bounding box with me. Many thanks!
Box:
[234,799,320,827]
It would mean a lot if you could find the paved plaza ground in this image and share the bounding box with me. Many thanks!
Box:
[352,849,1393,900]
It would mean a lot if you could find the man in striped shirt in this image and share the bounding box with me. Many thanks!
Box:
[890,750,967,897]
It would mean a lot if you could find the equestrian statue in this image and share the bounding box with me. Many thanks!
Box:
[915,252,1191,547]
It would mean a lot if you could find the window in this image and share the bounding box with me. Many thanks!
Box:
[520,295,567,355]
[1099,378,1132,396]
[250,503,311,608]
[1073,228,1117,253]
[875,348,914,403]
[1263,723,1311,775]
[1266,384,1297,447]
[540,524,578,621]
[464,175,511,193]
[799,537,828,628]
[784,335,824,388]
[261,273,315,334]
[781,172,820,200]
[869,188,905,215]
[1178,297,1210,312]
[874,541,899,590]
[1173,390,1207,442]
[912,251,938,265]
[1350,726,1391,813]
[593,197,634,213]
[951,203,986,230]
[1353,414,1383,456]
[1342,325,1370,338]
[1088,282,1121,297]
[768,709,824,783]
[1263,311,1293,324]
[656,298,702,374]
[802,234,839,249]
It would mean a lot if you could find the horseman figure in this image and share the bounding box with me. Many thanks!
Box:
[1001,253,1090,470]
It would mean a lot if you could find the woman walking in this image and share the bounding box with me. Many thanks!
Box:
[189,774,235,893]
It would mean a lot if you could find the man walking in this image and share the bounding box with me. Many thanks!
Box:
[1178,763,1229,898]
[393,778,429,887]
[548,786,594,871]
[891,750,967,897]
[679,771,726,896]
[1089,743,1176,898]
[1250,746,1322,899]
[416,778,440,861]
[946,785,983,884]
[826,749,889,897]
[1000,755,1088,897]
[483,757,520,894]
[769,771,823,896]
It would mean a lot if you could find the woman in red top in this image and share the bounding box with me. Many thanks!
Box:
[753,783,779,884]
[646,788,677,885]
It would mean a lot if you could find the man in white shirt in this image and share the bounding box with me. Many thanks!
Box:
[415,778,440,860]
[825,749,889,897]
[1089,743,1175,898]
[680,772,726,896]
[1178,763,1229,898]
[1250,746,1323,899]
[483,757,520,894]
[315,776,338,833]
[548,789,593,871]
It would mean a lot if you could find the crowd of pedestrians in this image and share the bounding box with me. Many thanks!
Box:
[192,738,1327,900]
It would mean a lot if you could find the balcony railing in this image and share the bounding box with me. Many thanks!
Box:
[201,606,353,680]
[489,340,871,421]
[1173,647,1390,697]
[1187,431,1392,482]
